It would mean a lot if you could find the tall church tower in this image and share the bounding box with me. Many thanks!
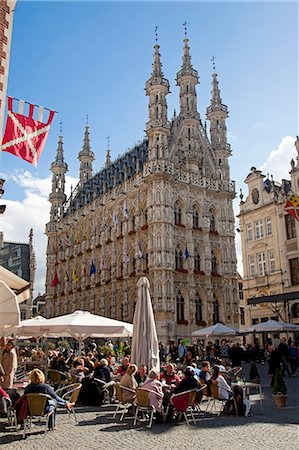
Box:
[78,125,95,186]
[49,134,68,223]
[206,70,231,183]
[145,36,170,161]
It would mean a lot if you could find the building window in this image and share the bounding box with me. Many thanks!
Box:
[257,252,266,276]
[290,258,299,285]
[238,282,243,300]
[210,210,216,232]
[194,251,201,272]
[211,251,217,273]
[213,296,220,324]
[240,307,245,325]
[255,219,264,239]
[268,250,275,274]
[246,223,253,241]
[248,255,255,277]
[174,202,182,225]
[195,294,202,323]
[252,318,259,325]
[266,217,272,236]
[176,291,185,321]
[285,214,296,240]
[175,247,183,270]
[192,209,199,228]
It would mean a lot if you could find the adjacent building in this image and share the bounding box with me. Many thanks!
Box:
[238,138,299,328]
[45,35,238,341]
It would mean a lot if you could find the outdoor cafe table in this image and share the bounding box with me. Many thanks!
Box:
[232,381,263,412]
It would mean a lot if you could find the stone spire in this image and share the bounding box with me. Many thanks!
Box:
[105,148,111,168]
[176,30,199,119]
[28,228,36,313]
[78,125,95,186]
[145,32,170,161]
[49,133,68,222]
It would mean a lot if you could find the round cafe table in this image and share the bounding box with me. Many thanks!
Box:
[232,381,263,412]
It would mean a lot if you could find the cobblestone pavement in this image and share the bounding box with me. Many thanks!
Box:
[0,364,298,450]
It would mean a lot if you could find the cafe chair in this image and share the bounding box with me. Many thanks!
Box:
[113,384,136,421]
[166,389,197,425]
[55,383,82,423]
[23,393,54,439]
[133,388,158,428]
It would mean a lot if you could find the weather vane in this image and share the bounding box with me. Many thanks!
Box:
[86,114,89,126]
[59,121,63,135]
[183,21,188,37]
[107,135,110,148]
[211,55,216,72]
[155,25,158,43]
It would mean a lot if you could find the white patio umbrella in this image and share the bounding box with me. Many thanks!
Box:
[0,281,20,331]
[9,315,48,337]
[244,319,299,333]
[192,322,238,337]
[0,265,30,303]
[131,277,160,372]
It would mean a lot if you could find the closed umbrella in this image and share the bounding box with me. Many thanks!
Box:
[131,277,160,372]
[0,281,20,330]
[244,319,299,333]
[192,322,238,337]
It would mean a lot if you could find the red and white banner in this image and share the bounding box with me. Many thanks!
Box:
[1,97,55,166]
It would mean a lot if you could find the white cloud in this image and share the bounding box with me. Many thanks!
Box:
[260,136,297,180]
[1,170,78,296]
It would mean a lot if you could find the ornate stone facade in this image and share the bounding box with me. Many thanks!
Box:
[45,37,238,341]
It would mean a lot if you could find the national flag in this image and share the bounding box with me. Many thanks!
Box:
[73,269,79,282]
[51,271,59,287]
[285,193,299,222]
[1,97,55,166]
[123,201,129,219]
[65,271,69,282]
[184,246,190,260]
[65,234,71,247]
[215,248,221,264]
[90,259,96,276]
[138,240,143,259]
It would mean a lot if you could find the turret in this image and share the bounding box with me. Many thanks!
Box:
[78,125,95,186]
[49,134,68,222]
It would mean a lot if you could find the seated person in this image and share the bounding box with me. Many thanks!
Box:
[199,361,212,395]
[70,358,88,382]
[120,364,138,403]
[160,363,181,387]
[141,369,164,422]
[24,368,73,430]
[94,358,111,383]
[135,365,148,385]
[183,350,194,367]
[115,356,130,380]
[191,362,201,378]
[211,365,233,400]
[173,366,199,394]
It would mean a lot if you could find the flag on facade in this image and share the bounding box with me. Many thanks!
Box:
[65,271,69,282]
[215,248,221,264]
[51,271,59,287]
[123,201,129,219]
[73,269,79,282]
[65,235,71,247]
[90,259,96,276]
[184,246,190,260]
[285,193,299,221]
[1,97,55,166]
[138,240,143,259]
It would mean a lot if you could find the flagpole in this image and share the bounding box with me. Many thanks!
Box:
[7,96,58,114]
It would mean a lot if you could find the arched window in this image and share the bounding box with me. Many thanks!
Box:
[194,251,201,272]
[175,247,183,270]
[213,295,220,324]
[195,294,202,323]
[177,291,185,321]
[174,202,182,225]
[192,208,199,228]
[155,106,159,119]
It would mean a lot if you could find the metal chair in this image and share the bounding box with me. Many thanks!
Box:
[48,369,70,390]
[55,383,82,423]
[93,378,114,405]
[206,383,238,416]
[227,367,243,382]
[113,383,136,421]
[23,393,54,439]
[165,389,197,425]
[133,388,158,428]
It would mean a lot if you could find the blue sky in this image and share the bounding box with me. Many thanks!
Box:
[0,1,298,293]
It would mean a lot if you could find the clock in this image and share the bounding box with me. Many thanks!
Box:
[252,188,259,204]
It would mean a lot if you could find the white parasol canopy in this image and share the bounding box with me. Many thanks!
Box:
[244,319,299,333]
[131,277,160,372]
[0,280,20,330]
[0,265,30,303]
[192,322,238,337]
[10,315,48,337]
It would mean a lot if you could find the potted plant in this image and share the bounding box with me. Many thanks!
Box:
[272,369,287,407]
[249,362,260,384]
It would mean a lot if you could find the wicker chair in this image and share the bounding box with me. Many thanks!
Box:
[133,388,158,428]
[23,393,54,438]
[113,384,136,421]
[55,383,82,423]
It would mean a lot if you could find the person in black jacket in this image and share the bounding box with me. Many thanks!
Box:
[173,366,199,394]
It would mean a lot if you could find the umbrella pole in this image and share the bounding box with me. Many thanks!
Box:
[44,339,49,381]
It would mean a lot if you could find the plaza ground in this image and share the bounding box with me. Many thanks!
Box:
[0,364,298,450]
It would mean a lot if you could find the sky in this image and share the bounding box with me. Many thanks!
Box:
[0,0,298,295]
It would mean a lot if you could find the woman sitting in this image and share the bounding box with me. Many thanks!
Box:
[24,368,73,430]
[160,363,181,387]
[141,369,164,422]
[135,365,147,386]
[173,366,199,394]
[211,365,233,400]
[120,364,138,403]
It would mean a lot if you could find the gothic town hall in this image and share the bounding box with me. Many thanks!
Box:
[45,36,238,341]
